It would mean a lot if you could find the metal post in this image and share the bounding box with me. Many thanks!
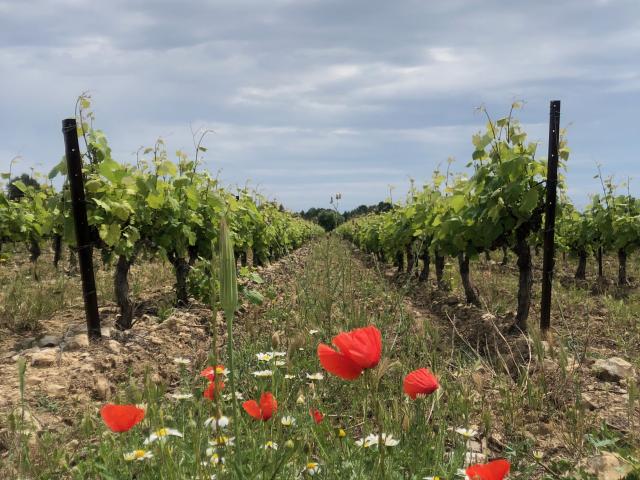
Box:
[540,100,561,332]
[62,118,101,340]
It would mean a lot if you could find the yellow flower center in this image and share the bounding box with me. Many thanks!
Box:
[134,450,146,459]
[338,428,346,438]
[156,428,169,437]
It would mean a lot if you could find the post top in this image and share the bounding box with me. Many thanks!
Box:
[62,118,77,133]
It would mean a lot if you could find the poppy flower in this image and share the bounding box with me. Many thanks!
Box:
[310,408,324,424]
[403,368,439,399]
[317,325,382,380]
[100,404,145,433]
[242,392,277,421]
[466,459,510,480]
[203,380,225,400]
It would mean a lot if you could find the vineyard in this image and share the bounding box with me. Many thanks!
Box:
[0,99,639,480]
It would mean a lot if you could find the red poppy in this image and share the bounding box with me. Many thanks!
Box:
[403,368,439,399]
[200,365,225,381]
[203,380,225,400]
[100,404,145,433]
[466,459,510,480]
[310,408,324,424]
[242,392,277,421]
[317,325,382,380]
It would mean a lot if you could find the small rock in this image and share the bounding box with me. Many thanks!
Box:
[37,335,61,348]
[579,451,633,480]
[148,335,163,346]
[30,349,58,367]
[157,317,177,331]
[93,375,111,400]
[45,383,67,398]
[100,327,112,338]
[104,340,121,355]
[16,337,37,351]
[581,392,599,410]
[592,357,636,383]
[64,334,89,351]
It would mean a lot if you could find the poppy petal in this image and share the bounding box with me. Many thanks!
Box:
[466,459,511,480]
[317,343,363,380]
[242,400,261,420]
[100,404,145,433]
[403,368,439,399]
[259,392,277,420]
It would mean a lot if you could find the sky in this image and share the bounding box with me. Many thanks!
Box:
[1,0,639,211]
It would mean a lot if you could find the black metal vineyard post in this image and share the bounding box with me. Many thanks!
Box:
[540,100,561,332]
[62,118,101,340]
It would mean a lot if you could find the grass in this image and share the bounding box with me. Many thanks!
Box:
[1,237,639,478]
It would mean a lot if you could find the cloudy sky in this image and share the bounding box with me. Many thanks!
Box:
[1,0,638,210]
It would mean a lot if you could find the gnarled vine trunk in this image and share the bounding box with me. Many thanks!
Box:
[501,246,508,266]
[597,247,604,279]
[618,248,628,286]
[513,234,533,332]
[406,243,415,275]
[29,236,41,281]
[457,253,480,306]
[419,251,430,282]
[575,251,587,280]
[169,255,190,306]
[395,251,404,273]
[115,255,134,330]
[435,251,448,290]
[52,234,62,269]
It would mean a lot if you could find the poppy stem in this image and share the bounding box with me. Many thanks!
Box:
[225,307,240,453]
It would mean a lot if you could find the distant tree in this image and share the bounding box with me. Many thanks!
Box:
[7,173,40,200]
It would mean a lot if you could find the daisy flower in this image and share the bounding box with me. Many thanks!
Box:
[309,329,319,335]
[275,360,286,367]
[268,351,287,357]
[263,441,278,450]
[252,370,273,378]
[143,427,183,445]
[281,415,296,427]
[284,374,296,379]
[305,462,321,475]
[455,427,478,439]
[256,352,273,362]
[306,372,324,381]
[173,357,191,365]
[296,394,306,405]
[204,415,230,431]
[207,436,235,449]
[123,449,153,461]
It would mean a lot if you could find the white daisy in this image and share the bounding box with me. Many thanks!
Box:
[284,374,296,379]
[296,393,306,405]
[207,436,235,449]
[306,372,324,381]
[305,462,321,475]
[355,434,379,448]
[143,427,183,445]
[268,351,287,357]
[256,352,273,362]
[204,416,230,431]
[222,391,244,401]
[123,449,153,461]
[173,357,191,365]
[455,427,478,439]
[308,329,319,335]
[275,360,286,367]
[263,441,278,450]
[280,415,296,427]
[380,433,400,446]
[201,452,224,465]
[252,370,273,378]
